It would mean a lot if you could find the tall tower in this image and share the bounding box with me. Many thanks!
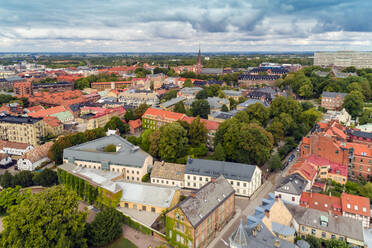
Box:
[196,47,202,74]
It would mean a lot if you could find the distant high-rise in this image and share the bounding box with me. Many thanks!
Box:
[314,51,372,69]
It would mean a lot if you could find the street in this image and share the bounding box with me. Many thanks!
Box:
[207,148,299,248]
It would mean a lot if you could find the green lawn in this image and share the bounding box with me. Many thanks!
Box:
[107,237,138,248]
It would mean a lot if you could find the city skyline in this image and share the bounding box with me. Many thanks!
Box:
[0,0,371,52]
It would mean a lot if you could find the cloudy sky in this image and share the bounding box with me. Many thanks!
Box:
[0,0,371,52]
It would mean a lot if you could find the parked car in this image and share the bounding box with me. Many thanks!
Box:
[288,154,295,162]
[281,161,289,171]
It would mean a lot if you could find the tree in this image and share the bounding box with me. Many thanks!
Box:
[1,185,87,248]
[346,82,363,93]
[148,130,161,158]
[103,144,117,152]
[104,116,129,134]
[270,96,302,120]
[183,79,193,88]
[324,239,349,248]
[13,171,34,188]
[196,89,208,99]
[215,120,274,165]
[300,101,314,111]
[342,90,364,118]
[213,143,226,161]
[359,109,372,125]
[0,186,31,215]
[32,168,58,187]
[134,103,149,119]
[267,120,284,143]
[0,170,14,188]
[268,154,282,171]
[229,97,238,110]
[188,117,207,146]
[124,109,136,122]
[245,102,270,126]
[298,82,313,98]
[221,104,229,112]
[86,207,123,247]
[162,89,178,101]
[138,129,153,152]
[299,108,323,128]
[191,99,210,119]
[158,122,188,162]
[174,101,186,113]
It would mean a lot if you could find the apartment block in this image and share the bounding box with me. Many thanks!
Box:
[0,115,46,146]
[314,51,372,69]
[166,176,235,248]
[321,92,347,110]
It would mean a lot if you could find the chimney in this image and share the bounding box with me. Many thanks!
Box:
[274,239,280,248]
[190,192,196,198]
[264,209,270,218]
[210,177,216,183]
[329,191,332,197]
[310,190,312,198]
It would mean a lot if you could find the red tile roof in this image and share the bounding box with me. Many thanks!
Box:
[43,116,62,127]
[288,160,317,182]
[302,137,310,145]
[306,154,347,177]
[21,142,53,163]
[181,116,220,131]
[300,192,342,215]
[28,106,68,118]
[129,119,142,129]
[142,108,185,121]
[345,142,372,157]
[0,140,30,150]
[341,193,370,217]
[25,105,44,113]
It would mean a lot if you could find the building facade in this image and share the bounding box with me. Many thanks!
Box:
[314,51,372,69]
[166,176,235,248]
[63,135,153,182]
[151,161,186,188]
[321,92,347,110]
[0,115,46,146]
[184,158,262,197]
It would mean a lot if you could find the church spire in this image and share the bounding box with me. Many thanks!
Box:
[196,46,202,73]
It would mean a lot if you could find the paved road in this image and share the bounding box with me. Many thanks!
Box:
[207,150,299,248]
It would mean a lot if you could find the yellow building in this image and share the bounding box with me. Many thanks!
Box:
[0,115,47,146]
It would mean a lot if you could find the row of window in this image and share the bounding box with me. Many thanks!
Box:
[123,203,156,212]
[152,178,181,186]
[302,226,343,241]
[186,175,252,187]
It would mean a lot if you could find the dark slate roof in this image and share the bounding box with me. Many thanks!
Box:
[200,68,223,75]
[238,75,280,81]
[321,91,347,98]
[178,175,234,228]
[275,173,308,196]
[63,135,151,168]
[193,80,207,86]
[185,158,258,182]
[0,114,42,124]
[347,129,372,139]
[207,80,223,85]
[286,203,364,242]
[249,67,288,74]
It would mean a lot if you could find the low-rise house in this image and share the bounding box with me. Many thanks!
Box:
[341,193,370,229]
[300,192,342,216]
[159,96,186,111]
[142,108,185,130]
[151,161,185,187]
[77,106,126,130]
[275,173,309,205]
[322,108,351,126]
[288,159,318,187]
[206,97,229,113]
[236,99,269,111]
[286,203,365,247]
[0,140,33,156]
[118,89,159,107]
[128,119,142,134]
[177,87,203,99]
[321,92,347,110]
[222,90,243,100]
[208,110,238,123]
[184,158,262,197]
[63,135,152,182]
[17,142,53,171]
[0,153,12,168]
[305,155,347,185]
[166,176,235,248]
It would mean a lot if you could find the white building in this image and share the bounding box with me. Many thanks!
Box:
[0,140,34,156]
[184,158,262,197]
[274,173,309,205]
[17,142,53,171]
[150,161,185,188]
[0,153,12,167]
[314,51,372,69]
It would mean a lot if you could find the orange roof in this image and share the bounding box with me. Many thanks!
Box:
[25,105,45,113]
[181,116,220,131]
[129,119,142,129]
[142,108,185,121]
[43,116,62,127]
[0,140,31,150]
[28,106,67,118]
[302,136,310,145]
[288,160,317,182]
[317,122,328,129]
[345,142,372,157]
[21,142,53,163]
[306,154,347,177]
[300,192,342,215]
[341,192,370,217]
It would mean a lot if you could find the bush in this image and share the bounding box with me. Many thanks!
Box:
[141,173,150,182]
[103,144,117,152]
